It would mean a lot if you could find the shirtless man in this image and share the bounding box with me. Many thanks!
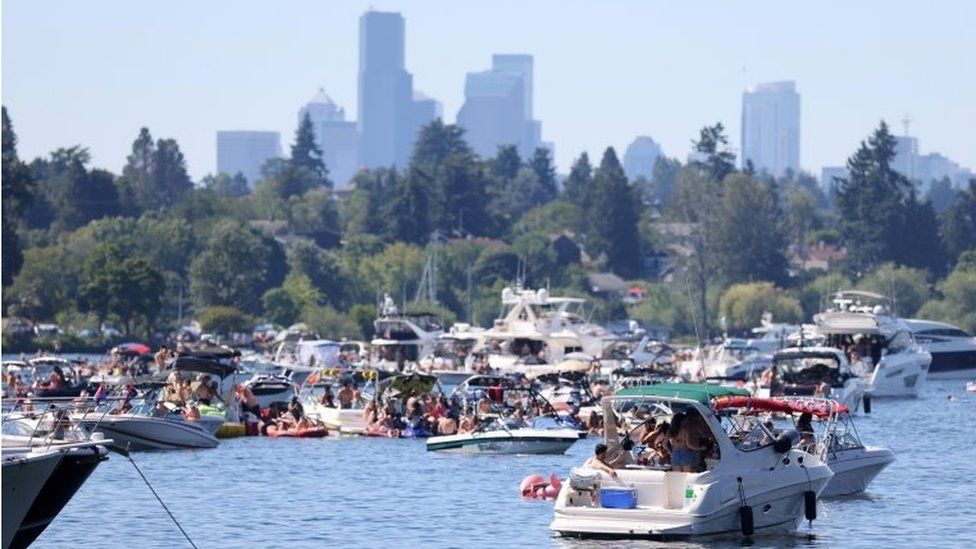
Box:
[584,444,618,477]
[337,381,354,409]
[437,411,458,435]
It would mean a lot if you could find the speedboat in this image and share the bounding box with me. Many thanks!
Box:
[2,408,111,549]
[300,368,383,434]
[550,383,833,540]
[427,380,583,454]
[755,346,867,412]
[242,373,296,409]
[814,291,931,397]
[903,319,976,380]
[712,396,894,498]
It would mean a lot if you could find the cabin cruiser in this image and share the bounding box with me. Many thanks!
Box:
[241,374,296,410]
[814,291,931,397]
[550,383,833,540]
[427,376,583,454]
[370,294,445,372]
[746,313,800,354]
[753,346,867,412]
[712,396,894,498]
[417,323,485,386]
[902,319,976,380]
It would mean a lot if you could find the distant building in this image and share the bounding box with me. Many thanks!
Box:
[741,81,801,177]
[623,136,662,181]
[410,91,442,142]
[216,131,281,187]
[891,134,973,192]
[357,11,435,169]
[299,88,360,187]
[457,54,542,159]
[820,166,849,191]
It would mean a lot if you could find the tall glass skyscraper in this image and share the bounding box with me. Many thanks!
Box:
[740,81,800,177]
[357,11,437,169]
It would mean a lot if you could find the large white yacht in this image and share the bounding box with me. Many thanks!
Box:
[474,286,612,375]
[902,319,976,380]
[370,294,445,371]
[813,291,930,397]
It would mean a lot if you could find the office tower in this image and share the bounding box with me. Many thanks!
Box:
[623,136,663,180]
[741,81,801,177]
[216,131,281,187]
[457,54,542,159]
[357,11,432,169]
[299,88,360,187]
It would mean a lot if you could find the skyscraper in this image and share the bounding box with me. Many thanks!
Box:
[357,11,434,169]
[741,81,800,177]
[623,136,662,181]
[216,131,281,187]
[457,54,542,159]
[299,88,360,187]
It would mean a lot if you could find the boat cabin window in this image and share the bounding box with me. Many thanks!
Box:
[917,327,971,338]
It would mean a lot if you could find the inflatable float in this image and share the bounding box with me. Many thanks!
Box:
[520,473,562,500]
[266,425,329,438]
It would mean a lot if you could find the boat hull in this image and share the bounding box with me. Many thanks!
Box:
[2,451,61,549]
[77,416,219,451]
[926,349,976,380]
[427,429,580,455]
[822,447,895,498]
[9,445,107,549]
[867,352,930,397]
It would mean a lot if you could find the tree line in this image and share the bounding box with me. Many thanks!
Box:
[3,106,975,349]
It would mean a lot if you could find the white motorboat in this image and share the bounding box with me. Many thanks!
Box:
[242,373,296,409]
[417,324,485,386]
[3,447,64,549]
[712,396,894,498]
[550,383,833,540]
[427,380,583,454]
[300,368,380,434]
[74,413,218,451]
[814,291,931,397]
[681,339,771,381]
[903,319,976,380]
[370,294,446,371]
[755,346,867,412]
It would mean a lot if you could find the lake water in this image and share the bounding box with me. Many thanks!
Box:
[22,377,976,548]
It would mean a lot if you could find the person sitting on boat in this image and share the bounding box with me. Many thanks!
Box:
[195,377,215,405]
[586,410,602,436]
[154,345,171,369]
[796,412,816,451]
[351,385,362,409]
[438,409,459,435]
[639,421,671,465]
[814,377,832,398]
[184,404,201,421]
[363,399,379,425]
[288,396,306,425]
[320,386,336,408]
[458,406,477,433]
[152,399,171,417]
[337,381,355,409]
[668,412,706,473]
[584,443,618,478]
[429,394,447,419]
[37,366,66,391]
[476,392,493,415]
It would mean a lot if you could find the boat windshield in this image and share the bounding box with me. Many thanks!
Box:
[723,415,776,452]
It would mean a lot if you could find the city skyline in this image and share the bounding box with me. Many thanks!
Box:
[3,1,974,182]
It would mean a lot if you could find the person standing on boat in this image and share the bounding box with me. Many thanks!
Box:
[668,412,706,473]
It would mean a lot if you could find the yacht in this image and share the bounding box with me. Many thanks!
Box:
[370,294,445,371]
[550,383,833,540]
[755,346,867,412]
[683,339,771,381]
[814,291,931,397]
[902,319,976,380]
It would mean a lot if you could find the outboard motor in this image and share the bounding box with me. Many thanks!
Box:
[773,429,800,453]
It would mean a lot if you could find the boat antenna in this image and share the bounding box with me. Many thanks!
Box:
[684,276,706,380]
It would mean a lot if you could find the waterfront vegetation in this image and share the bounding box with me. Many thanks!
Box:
[3,107,975,350]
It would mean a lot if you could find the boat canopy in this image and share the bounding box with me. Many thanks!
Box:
[616,382,749,404]
[168,356,237,379]
[712,395,849,419]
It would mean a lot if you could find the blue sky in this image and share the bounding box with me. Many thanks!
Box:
[3,1,974,180]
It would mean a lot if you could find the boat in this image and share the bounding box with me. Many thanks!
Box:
[241,373,296,410]
[417,323,485,386]
[755,346,867,412]
[72,385,219,451]
[550,383,833,540]
[427,379,583,454]
[712,396,894,498]
[814,291,931,397]
[300,368,383,434]
[1,403,112,549]
[681,339,771,381]
[902,319,976,380]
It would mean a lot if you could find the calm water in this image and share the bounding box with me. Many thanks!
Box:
[22,378,976,548]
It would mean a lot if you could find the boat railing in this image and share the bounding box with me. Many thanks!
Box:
[2,394,125,450]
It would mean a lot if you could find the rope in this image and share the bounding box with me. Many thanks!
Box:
[124,452,199,549]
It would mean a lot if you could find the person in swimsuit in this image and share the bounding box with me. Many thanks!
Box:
[584,443,618,477]
[668,412,705,472]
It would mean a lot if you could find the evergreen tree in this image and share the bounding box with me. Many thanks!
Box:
[490,145,521,181]
[562,152,593,209]
[942,179,976,263]
[2,107,34,286]
[528,147,558,203]
[410,119,471,167]
[290,112,330,187]
[587,148,641,277]
[712,174,790,285]
[649,155,681,205]
[835,121,911,272]
[150,138,193,209]
[890,193,945,274]
[691,123,736,183]
[119,128,155,212]
[386,169,432,245]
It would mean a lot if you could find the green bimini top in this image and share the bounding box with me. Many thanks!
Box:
[615,382,750,405]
